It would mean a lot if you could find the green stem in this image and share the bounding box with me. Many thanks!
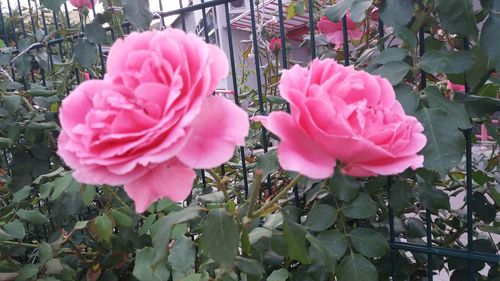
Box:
[247,169,263,217]
[206,169,230,201]
[0,240,38,248]
[250,174,303,218]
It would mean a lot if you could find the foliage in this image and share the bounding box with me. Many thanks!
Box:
[0,0,499,281]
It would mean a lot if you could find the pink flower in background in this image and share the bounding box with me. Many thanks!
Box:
[254,59,426,178]
[317,14,363,50]
[58,29,249,213]
[269,37,282,53]
[69,0,94,9]
[447,80,465,92]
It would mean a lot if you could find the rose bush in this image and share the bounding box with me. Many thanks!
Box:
[0,0,498,280]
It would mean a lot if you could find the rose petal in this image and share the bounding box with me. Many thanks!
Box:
[177,96,249,169]
[256,112,336,179]
[124,160,195,213]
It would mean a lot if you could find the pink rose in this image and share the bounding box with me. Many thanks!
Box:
[447,80,465,92]
[69,0,95,9]
[254,59,426,178]
[269,37,282,53]
[57,29,249,213]
[317,14,363,50]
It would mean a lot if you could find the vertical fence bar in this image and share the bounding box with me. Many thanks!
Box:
[277,0,287,69]
[418,26,433,281]
[16,0,37,83]
[249,0,271,195]
[158,0,166,28]
[463,37,475,281]
[224,2,249,197]
[342,16,349,66]
[307,0,316,59]
[90,0,106,75]
[178,0,187,31]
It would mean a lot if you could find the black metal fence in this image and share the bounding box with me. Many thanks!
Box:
[0,0,498,280]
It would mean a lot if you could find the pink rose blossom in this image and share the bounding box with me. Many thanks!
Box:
[317,14,363,50]
[254,59,426,178]
[57,29,249,213]
[447,80,465,92]
[69,0,95,9]
[269,37,282,53]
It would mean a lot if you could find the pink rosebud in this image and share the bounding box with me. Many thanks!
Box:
[317,13,363,50]
[69,0,95,9]
[447,80,465,92]
[57,29,249,213]
[84,72,90,81]
[370,7,379,22]
[254,59,426,178]
[269,37,282,53]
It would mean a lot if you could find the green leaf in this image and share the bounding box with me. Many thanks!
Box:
[16,209,49,224]
[282,212,310,264]
[407,217,427,238]
[454,93,500,118]
[13,54,32,77]
[436,0,478,38]
[133,247,170,281]
[336,254,378,281]
[416,107,465,176]
[200,208,239,270]
[372,61,411,85]
[471,193,496,224]
[394,26,417,49]
[379,0,413,27]
[480,15,500,71]
[350,228,389,257]
[416,181,450,211]
[40,0,66,11]
[12,186,32,203]
[122,0,154,30]
[249,227,272,244]
[418,50,475,74]
[168,236,196,280]
[328,168,360,202]
[395,84,420,116]
[3,220,25,240]
[316,230,348,261]
[94,214,113,242]
[15,264,39,281]
[50,173,74,201]
[424,87,472,129]
[85,20,107,44]
[375,48,409,64]
[325,0,373,23]
[3,95,22,115]
[235,256,265,276]
[179,274,202,281]
[26,89,57,97]
[112,209,134,228]
[198,191,226,203]
[81,185,96,206]
[256,149,280,179]
[267,269,289,281]
[389,181,413,211]
[304,204,337,232]
[350,0,373,23]
[342,193,377,219]
[73,38,97,69]
[38,242,53,263]
[294,2,305,16]
[325,0,351,22]
[151,207,200,264]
